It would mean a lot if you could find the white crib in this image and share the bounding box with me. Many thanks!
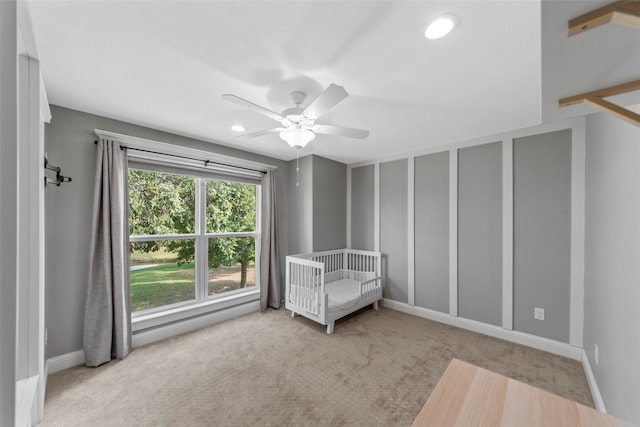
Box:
[285,249,382,334]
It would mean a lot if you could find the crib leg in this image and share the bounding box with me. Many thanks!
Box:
[291,311,296,318]
[326,322,335,335]
[373,300,379,311]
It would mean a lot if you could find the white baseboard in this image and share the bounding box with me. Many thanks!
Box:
[383,299,583,360]
[132,300,259,347]
[46,349,85,375]
[581,349,607,413]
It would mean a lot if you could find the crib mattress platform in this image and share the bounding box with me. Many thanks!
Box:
[326,279,361,310]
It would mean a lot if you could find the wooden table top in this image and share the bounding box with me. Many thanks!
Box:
[412,358,633,427]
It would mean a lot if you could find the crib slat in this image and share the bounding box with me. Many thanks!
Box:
[306,266,310,312]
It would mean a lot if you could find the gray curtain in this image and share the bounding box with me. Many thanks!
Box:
[83,138,132,367]
[260,171,281,310]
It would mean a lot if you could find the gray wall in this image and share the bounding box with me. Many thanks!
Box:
[287,155,313,255]
[45,105,290,359]
[414,152,449,313]
[458,142,502,326]
[350,165,374,251]
[380,159,408,303]
[312,156,346,252]
[286,154,346,255]
[584,109,640,424]
[513,130,571,343]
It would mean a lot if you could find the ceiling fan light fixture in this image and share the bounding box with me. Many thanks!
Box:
[424,14,457,40]
[279,126,316,149]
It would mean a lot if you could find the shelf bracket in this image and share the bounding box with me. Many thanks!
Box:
[568,1,640,36]
[558,80,640,127]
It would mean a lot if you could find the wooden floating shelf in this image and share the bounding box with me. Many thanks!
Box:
[568,0,640,36]
[559,80,640,126]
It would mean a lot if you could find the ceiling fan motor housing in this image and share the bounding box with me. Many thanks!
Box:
[281,106,314,128]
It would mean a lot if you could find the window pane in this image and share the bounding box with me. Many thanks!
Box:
[129,169,196,236]
[130,240,196,312]
[208,237,256,295]
[206,180,256,233]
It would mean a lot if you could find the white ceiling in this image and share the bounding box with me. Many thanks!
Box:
[26,0,640,164]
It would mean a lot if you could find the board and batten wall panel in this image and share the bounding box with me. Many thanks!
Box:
[414,152,449,313]
[458,142,502,326]
[513,130,571,343]
[380,159,408,303]
[350,165,375,251]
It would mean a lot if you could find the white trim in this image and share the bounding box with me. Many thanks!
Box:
[374,163,380,252]
[46,350,85,375]
[253,182,262,308]
[383,299,582,360]
[346,166,352,249]
[17,54,46,426]
[130,231,257,242]
[502,139,514,330]
[95,129,276,173]
[15,375,39,427]
[581,349,607,413]
[36,61,48,425]
[133,300,259,347]
[407,156,415,306]
[449,149,458,317]
[132,289,259,331]
[570,120,586,348]
[195,178,206,301]
[348,117,586,168]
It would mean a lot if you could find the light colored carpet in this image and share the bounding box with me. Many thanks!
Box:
[40,307,593,426]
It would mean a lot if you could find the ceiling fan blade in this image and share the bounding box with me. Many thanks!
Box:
[303,84,349,120]
[222,94,282,121]
[237,127,284,138]
[313,124,369,139]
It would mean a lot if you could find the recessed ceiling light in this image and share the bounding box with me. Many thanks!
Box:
[424,14,457,40]
[231,125,245,132]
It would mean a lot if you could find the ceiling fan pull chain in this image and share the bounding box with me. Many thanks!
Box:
[296,149,301,187]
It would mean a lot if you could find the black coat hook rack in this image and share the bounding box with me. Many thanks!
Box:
[44,157,72,188]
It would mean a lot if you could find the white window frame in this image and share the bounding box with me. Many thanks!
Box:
[129,170,261,319]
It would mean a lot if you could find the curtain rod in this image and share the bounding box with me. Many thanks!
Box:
[94,140,266,174]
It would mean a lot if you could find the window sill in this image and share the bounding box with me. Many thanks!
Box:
[132,288,260,333]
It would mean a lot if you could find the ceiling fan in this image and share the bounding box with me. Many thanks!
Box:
[222,84,369,149]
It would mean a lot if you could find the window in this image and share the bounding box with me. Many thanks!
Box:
[128,168,259,314]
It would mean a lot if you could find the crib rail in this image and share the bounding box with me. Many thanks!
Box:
[360,276,382,300]
[345,249,380,276]
[290,248,381,276]
[285,256,324,317]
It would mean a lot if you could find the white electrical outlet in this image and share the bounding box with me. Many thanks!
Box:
[595,344,599,365]
[534,307,545,321]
